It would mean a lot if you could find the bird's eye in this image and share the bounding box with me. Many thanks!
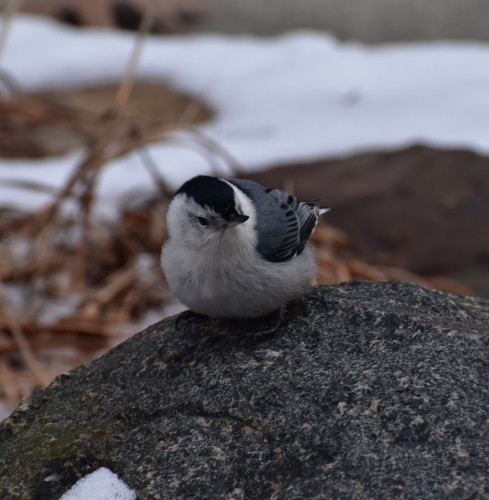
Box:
[197,217,209,226]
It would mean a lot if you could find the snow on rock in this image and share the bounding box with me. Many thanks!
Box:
[58,467,136,500]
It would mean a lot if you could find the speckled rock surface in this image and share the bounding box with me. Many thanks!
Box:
[1,281,488,499]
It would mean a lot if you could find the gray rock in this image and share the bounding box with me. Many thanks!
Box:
[1,281,488,499]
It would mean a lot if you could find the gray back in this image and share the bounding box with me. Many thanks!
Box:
[228,179,319,262]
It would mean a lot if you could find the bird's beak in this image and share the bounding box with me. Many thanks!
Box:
[228,214,249,226]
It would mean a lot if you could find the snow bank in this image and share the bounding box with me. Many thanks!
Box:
[1,15,489,213]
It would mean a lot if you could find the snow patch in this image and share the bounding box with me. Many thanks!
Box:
[59,468,136,500]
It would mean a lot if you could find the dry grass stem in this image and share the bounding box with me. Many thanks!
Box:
[344,259,390,282]
[81,260,140,316]
[138,148,174,199]
[177,101,206,127]
[187,127,243,176]
[113,3,154,112]
[0,282,50,387]
[0,0,24,63]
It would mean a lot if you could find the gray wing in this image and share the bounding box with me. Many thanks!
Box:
[228,179,321,263]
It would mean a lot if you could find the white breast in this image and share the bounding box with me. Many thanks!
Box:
[161,184,317,318]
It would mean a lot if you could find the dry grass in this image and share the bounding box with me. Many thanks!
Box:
[311,224,473,296]
[0,2,193,411]
[0,100,173,407]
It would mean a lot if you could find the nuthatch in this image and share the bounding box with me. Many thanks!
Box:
[162,175,329,318]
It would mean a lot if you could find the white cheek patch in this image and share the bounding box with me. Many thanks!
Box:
[223,180,257,225]
[167,195,208,239]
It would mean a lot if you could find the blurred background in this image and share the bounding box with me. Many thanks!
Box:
[14,0,489,41]
[1,0,489,419]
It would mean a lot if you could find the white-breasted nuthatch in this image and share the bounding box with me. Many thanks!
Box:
[161,175,329,318]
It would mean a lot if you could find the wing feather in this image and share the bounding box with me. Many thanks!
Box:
[228,179,323,263]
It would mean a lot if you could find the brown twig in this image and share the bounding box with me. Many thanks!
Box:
[0,317,123,339]
[187,126,244,176]
[0,0,24,64]
[177,100,205,127]
[137,148,174,200]
[80,259,139,317]
[0,177,57,195]
[0,282,50,387]
[113,3,154,113]
[345,259,390,282]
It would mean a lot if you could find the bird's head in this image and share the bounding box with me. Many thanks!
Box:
[166,176,251,247]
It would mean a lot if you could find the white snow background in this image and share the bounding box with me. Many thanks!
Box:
[1,15,489,216]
